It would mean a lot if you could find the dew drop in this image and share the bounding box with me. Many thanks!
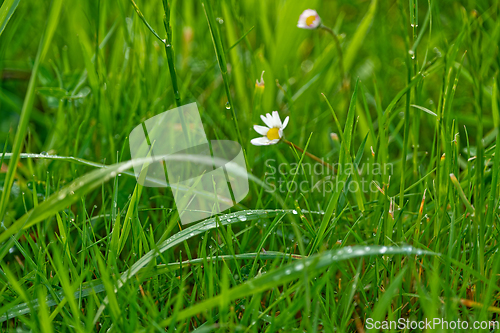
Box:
[225,102,231,109]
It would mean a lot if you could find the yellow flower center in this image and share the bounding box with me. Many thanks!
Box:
[266,127,280,141]
[306,15,316,26]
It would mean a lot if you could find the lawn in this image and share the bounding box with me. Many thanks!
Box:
[0,0,499,331]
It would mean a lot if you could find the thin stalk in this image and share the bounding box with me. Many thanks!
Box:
[283,140,334,172]
[162,0,181,107]
[320,25,346,88]
[201,0,244,146]
[399,0,413,208]
[129,0,165,44]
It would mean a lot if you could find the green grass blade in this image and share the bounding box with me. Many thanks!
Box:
[0,0,64,223]
[159,246,433,326]
[0,0,20,37]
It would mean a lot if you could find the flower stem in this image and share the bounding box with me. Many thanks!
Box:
[284,140,334,171]
[320,24,347,89]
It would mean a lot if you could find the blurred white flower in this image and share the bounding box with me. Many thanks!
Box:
[297,9,321,29]
[251,111,289,146]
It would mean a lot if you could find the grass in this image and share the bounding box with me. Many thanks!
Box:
[0,0,500,331]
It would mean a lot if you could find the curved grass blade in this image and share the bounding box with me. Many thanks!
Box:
[92,209,324,323]
[158,245,436,326]
[411,104,437,117]
[0,0,20,37]
[0,154,275,245]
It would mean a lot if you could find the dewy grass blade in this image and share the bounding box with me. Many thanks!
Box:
[0,154,275,247]
[1,152,273,209]
[92,208,323,323]
[0,0,64,223]
[158,246,434,326]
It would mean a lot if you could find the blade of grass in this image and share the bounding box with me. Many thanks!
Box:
[0,0,20,37]
[92,208,324,323]
[0,0,64,223]
[159,246,433,326]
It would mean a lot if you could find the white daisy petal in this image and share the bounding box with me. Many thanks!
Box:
[272,111,282,127]
[282,116,289,130]
[260,114,273,128]
[254,125,269,136]
[269,139,280,145]
[278,128,283,138]
[266,113,275,126]
[251,137,272,146]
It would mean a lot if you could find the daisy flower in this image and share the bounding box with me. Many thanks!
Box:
[297,9,321,29]
[251,111,289,146]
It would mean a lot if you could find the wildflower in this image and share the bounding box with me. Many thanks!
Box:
[255,70,265,88]
[251,111,289,146]
[297,9,321,29]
